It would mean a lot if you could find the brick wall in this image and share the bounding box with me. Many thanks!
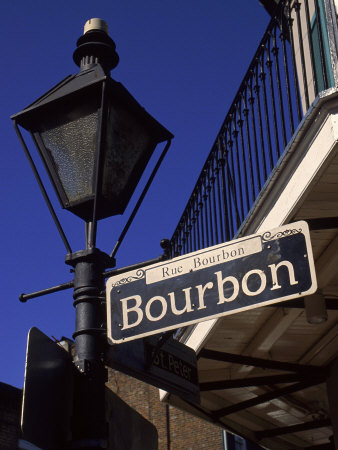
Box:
[0,382,21,450]
[0,373,224,449]
[107,369,224,450]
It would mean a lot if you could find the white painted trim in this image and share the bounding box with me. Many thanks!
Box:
[256,114,338,232]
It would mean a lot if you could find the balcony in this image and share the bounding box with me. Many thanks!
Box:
[163,1,338,449]
[170,0,337,256]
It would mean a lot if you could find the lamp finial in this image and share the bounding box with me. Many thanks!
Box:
[73,18,119,73]
[83,18,108,35]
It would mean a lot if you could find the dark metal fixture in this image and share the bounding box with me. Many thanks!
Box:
[12,18,173,449]
[12,33,171,226]
[305,291,328,325]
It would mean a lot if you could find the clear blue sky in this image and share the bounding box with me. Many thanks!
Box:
[1,1,270,388]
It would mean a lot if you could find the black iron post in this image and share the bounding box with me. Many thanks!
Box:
[66,248,114,448]
[12,17,173,448]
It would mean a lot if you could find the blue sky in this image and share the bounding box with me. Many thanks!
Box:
[2,1,270,388]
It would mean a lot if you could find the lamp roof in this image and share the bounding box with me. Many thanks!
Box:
[11,66,106,130]
[11,65,173,143]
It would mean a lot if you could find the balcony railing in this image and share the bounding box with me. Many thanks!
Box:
[170,0,338,257]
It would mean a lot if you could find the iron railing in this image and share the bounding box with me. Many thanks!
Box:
[170,0,338,257]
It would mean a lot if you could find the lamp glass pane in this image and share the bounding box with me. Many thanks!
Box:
[40,111,98,204]
[102,106,153,201]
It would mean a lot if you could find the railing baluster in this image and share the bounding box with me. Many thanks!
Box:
[227,163,241,230]
[198,188,205,249]
[254,65,268,181]
[243,89,256,201]
[181,219,186,255]
[203,175,210,248]
[210,157,219,244]
[248,76,262,191]
[227,126,242,228]
[219,146,230,242]
[206,164,214,246]
[170,239,175,258]
[266,37,281,160]
[231,116,245,220]
[224,148,234,239]
[170,233,175,257]
[185,214,190,254]
[194,194,201,251]
[259,53,275,171]
[215,144,225,243]
[237,102,250,212]
[177,231,182,256]
[220,136,234,238]
[182,217,186,254]
[192,194,198,251]
[287,1,303,122]
[272,25,287,150]
[188,204,193,252]
[226,125,237,207]
[280,16,295,135]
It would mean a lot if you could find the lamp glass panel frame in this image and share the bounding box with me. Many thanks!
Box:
[12,66,173,221]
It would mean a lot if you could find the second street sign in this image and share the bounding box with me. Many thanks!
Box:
[107,221,317,344]
[105,336,199,403]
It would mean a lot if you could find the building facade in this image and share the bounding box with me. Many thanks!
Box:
[0,383,22,450]
[107,369,225,449]
[165,0,338,448]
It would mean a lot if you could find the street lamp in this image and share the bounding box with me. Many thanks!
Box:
[12,18,173,449]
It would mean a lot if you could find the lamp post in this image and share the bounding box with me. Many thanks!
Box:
[12,18,173,449]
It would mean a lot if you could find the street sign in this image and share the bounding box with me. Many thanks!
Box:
[107,221,317,344]
[21,327,73,450]
[105,336,199,404]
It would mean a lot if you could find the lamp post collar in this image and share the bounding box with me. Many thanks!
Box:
[65,248,116,270]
